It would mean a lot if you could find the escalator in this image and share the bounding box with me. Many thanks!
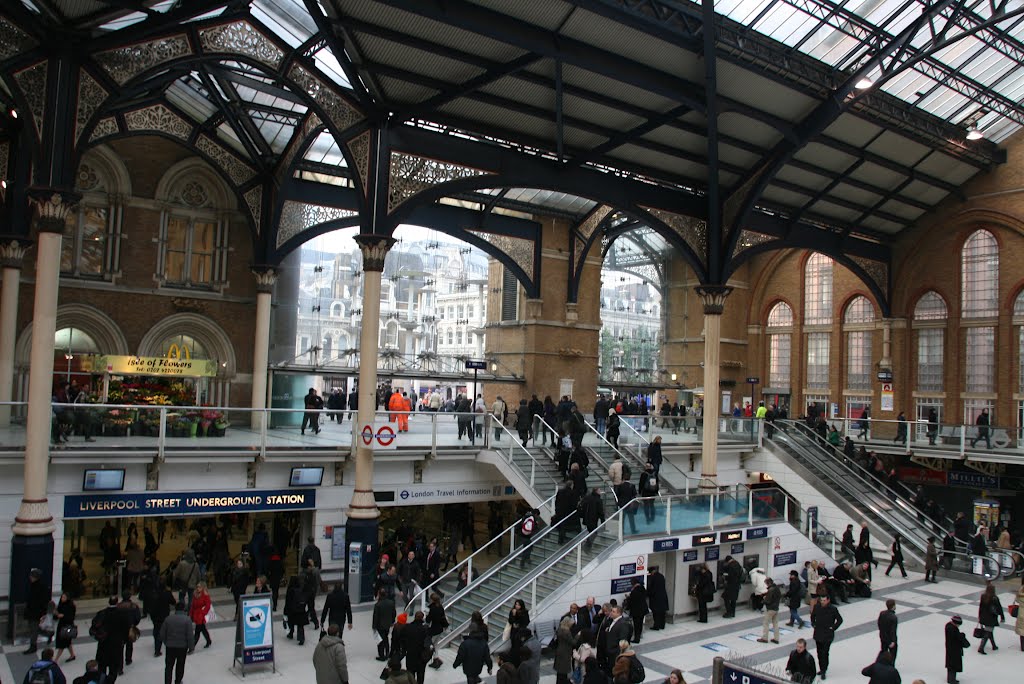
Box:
[770,420,952,564]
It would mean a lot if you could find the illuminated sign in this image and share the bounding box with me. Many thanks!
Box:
[64,489,316,518]
[722,530,743,542]
[83,354,217,377]
[746,527,768,539]
[692,533,717,546]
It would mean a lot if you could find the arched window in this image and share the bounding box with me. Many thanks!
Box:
[914,291,947,393]
[63,147,129,279]
[804,253,833,325]
[159,334,209,360]
[323,335,333,360]
[961,230,998,317]
[384,321,399,349]
[330,302,343,317]
[843,297,874,390]
[766,302,793,388]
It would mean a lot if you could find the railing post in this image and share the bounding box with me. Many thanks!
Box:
[576,544,582,574]
[158,407,167,461]
[510,528,516,552]
[484,414,490,450]
[530,461,536,486]
[617,512,623,543]
[431,412,438,458]
[708,495,715,528]
[467,556,473,586]
[783,495,790,522]
[960,424,966,458]
[831,535,836,558]
[530,580,537,609]
[665,498,672,534]
[259,409,267,460]
[748,490,754,525]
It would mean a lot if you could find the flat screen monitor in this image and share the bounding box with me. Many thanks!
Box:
[290,467,324,487]
[83,469,125,491]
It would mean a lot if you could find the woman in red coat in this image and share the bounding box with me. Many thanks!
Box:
[189,582,212,652]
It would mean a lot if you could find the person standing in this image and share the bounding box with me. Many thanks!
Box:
[312,624,348,684]
[150,580,176,658]
[302,558,322,629]
[885,534,907,578]
[158,602,191,684]
[23,568,50,654]
[945,615,969,684]
[841,525,856,564]
[785,638,817,683]
[786,570,807,629]
[115,590,141,668]
[301,388,323,435]
[646,436,663,476]
[372,588,395,662]
[877,599,898,663]
[602,607,632,673]
[693,563,715,624]
[321,583,353,632]
[925,536,939,583]
[71,660,105,684]
[517,508,540,568]
[230,558,249,618]
[593,395,609,436]
[638,463,659,524]
[647,566,669,631]
[812,594,843,680]
[491,396,507,441]
[285,576,310,645]
[757,578,782,644]
[625,578,649,642]
[515,399,531,444]
[927,407,939,445]
[977,584,1004,653]
[1012,576,1024,651]
[187,583,212,652]
[553,617,574,684]
[721,556,743,618]
[426,593,449,668]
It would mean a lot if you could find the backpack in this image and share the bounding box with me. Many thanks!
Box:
[520,516,536,537]
[629,656,645,684]
[89,610,108,641]
[28,663,55,684]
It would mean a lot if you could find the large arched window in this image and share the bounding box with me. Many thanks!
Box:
[1015,291,1024,395]
[766,302,793,389]
[961,230,998,317]
[914,292,947,392]
[804,253,833,325]
[323,334,333,360]
[63,147,129,279]
[844,296,874,390]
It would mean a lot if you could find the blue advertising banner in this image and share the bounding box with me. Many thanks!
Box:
[64,489,316,519]
[947,471,999,489]
[653,538,679,552]
[774,551,797,567]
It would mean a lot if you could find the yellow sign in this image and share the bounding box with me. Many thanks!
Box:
[85,355,217,377]
[166,344,192,360]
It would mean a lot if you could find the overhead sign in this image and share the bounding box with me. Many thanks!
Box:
[619,562,637,576]
[877,370,894,383]
[948,470,1000,489]
[653,538,679,552]
[745,377,760,384]
[611,575,643,595]
[465,359,487,370]
[64,489,316,519]
[235,593,275,673]
[83,354,218,377]
[731,543,745,555]
[746,527,768,540]
[774,551,797,567]
[722,530,743,542]
[692,533,718,546]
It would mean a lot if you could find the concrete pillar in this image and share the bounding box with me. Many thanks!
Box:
[250,269,276,429]
[879,318,893,370]
[0,241,28,427]
[696,286,731,488]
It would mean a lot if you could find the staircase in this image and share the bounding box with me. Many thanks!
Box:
[770,421,949,564]
[476,422,564,513]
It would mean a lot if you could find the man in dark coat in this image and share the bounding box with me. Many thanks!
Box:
[580,488,605,551]
[694,564,715,623]
[554,483,578,544]
[23,568,50,654]
[877,599,898,663]
[453,629,492,684]
[602,606,632,671]
[625,578,649,641]
[786,570,806,628]
[812,595,843,679]
[721,556,743,618]
[860,651,900,684]
[944,615,969,684]
[320,583,353,631]
[96,596,130,684]
[645,436,663,476]
[647,567,669,630]
[401,610,429,684]
[841,525,856,564]
[785,638,817,683]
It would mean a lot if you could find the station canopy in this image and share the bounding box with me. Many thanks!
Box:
[4,0,1024,268]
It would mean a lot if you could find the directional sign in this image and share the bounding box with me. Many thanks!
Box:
[745,377,760,384]
[465,359,487,370]
[721,663,780,684]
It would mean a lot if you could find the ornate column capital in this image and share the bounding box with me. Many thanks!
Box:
[354,234,396,272]
[252,267,278,293]
[29,189,80,234]
[695,285,733,315]
[0,240,30,269]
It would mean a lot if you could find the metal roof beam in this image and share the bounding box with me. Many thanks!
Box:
[566,103,692,169]
[302,0,377,113]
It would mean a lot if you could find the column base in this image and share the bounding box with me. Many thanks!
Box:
[8,534,54,640]
[12,498,55,536]
[346,517,379,603]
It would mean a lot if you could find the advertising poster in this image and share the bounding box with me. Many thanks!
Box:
[235,594,275,672]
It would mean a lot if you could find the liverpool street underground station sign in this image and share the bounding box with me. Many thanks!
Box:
[64,488,317,519]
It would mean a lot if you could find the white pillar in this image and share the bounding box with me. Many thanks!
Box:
[14,194,75,536]
[0,241,28,427]
[879,318,893,370]
[696,286,731,490]
[350,235,394,519]
[250,269,276,429]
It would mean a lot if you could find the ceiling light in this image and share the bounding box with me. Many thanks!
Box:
[854,78,874,90]
[966,127,984,141]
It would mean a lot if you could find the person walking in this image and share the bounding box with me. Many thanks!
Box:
[301,388,323,435]
[187,583,212,652]
[877,599,898,663]
[646,436,663,476]
[785,638,817,683]
[158,602,191,684]
[1012,576,1024,651]
[53,593,78,664]
[321,582,353,632]
[150,580,176,658]
[312,624,348,684]
[491,396,507,441]
[302,558,322,629]
[553,617,574,684]
[372,588,395,662]
[285,576,310,645]
[860,651,900,684]
[857,406,870,440]
[71,660,105,684]
[401,611,429,684]
[757,578,782,644]
[453,626,492,684]
[925,536,939,583]
[114,590,141,668]
[944,615,969,684]
[977,583,1004,654]
[580,488,605,551]
[885,534,908,578]
[970,408,991,449]
[606,409,621,449]
[23,648,66,684]
[693,563,715,624]
[812,594,843,680]
[517,508,541,568]
[515,399,532,444]
[229,558,249,618]
[721,556,743,618]
[786,570,807,629]
[23,568,50,654]
[841,525,856,564]
[426,593,449,668]
[647,566,669,630]
[638,462,659,524]
[894,411,908,444]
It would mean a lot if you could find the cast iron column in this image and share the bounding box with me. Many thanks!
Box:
[696,286,731,488]
[250,268,277,429]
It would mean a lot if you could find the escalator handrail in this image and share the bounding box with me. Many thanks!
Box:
[783,421,958,543]
[615,419,703,491]
[770,428,933,559]
[492,420,563,493]
[402,492,557,614]
[940,549,1006,580]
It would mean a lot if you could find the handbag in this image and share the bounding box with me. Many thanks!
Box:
[502,622,512,641]
[128,625,141,643]
[59,624,79,641]
[972,625,986,639]
[1010,604,1019,618]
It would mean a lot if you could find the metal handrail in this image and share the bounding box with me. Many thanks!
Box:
[616,418,701,492]
[785,420,956,541]
[402,491,557,614]
[492,420,563,494]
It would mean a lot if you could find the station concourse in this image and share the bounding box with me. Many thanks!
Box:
[1,2,1024,684]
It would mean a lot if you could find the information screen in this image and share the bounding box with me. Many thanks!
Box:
[83,469,125,491]
[289,467,324,487]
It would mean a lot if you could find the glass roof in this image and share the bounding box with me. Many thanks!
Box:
[709,0,1024,142]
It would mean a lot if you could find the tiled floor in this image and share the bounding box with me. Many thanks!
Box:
[4,571,1019,684]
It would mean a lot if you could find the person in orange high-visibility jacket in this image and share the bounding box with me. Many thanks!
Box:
[389,390,404,423]
[399,392,411,432]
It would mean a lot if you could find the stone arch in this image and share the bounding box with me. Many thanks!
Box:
[137,313,237,377]
[76,144,132,197]
[14,303,130,366]
[155,158,236,212]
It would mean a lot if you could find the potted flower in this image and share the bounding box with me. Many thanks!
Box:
[212,416,229,437]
